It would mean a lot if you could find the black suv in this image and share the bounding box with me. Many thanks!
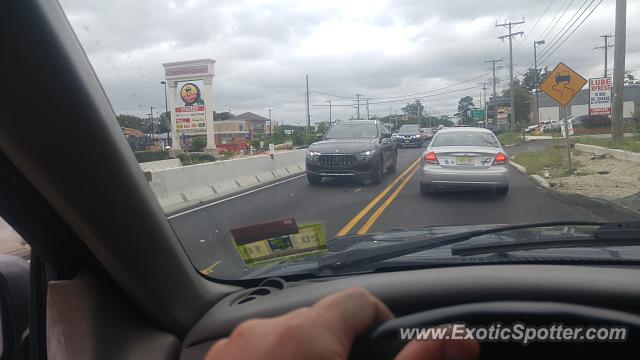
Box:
[306,120,397,185]
[395,124,423,147]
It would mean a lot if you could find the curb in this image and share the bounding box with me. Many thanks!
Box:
[530,175,550,188]
[509,160,527,174]
[509,161,550,188]
[575,143,640,164]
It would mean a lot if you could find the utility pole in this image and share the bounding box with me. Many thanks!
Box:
[485,59,503,128]
[612,0,626,142]
[365,98,370,120]
[534,40,545,130]
[497,19,525,132]
[594,34,614,78]
[325,100,332,126]
[305,74,311,137]
[389,107,393,130]
[478,82,488,127]
[150,106,154,141]
[355,94,362,120]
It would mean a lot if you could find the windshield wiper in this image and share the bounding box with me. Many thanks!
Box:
[316,221,605,274]
[452,222,640,256]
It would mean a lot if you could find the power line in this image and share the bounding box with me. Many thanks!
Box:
[542,0,576,42]
[311,85,482,107]
[534,0,570,42]
[515,0,598,77]
[514,0,556,51]
[542,0,591,55]
[538,0,604,65]
[308,72,490,108]
[364,72,490,100]
[308,90,353,99]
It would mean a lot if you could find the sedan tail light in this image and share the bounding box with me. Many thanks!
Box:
[493,152,508,165]
[424,151,439,164]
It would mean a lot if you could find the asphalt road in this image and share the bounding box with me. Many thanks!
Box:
[168,146,606,279]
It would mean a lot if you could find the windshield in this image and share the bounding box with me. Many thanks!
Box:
[58,0,640,280]
[398,126,420,135]
[324,122,378,139]
[431,132,500,147]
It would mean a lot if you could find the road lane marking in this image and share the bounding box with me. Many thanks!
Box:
[356,166,418,234]
[167,174,306,219]
[336,157,421,237]
[200,260,221,275]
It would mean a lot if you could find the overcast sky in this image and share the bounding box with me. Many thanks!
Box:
[59,0,640,124]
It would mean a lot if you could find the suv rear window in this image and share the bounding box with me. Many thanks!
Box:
[398,125,420,135]
[431,132,500,147]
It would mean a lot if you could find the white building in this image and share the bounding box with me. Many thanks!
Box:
[531,85,639,123]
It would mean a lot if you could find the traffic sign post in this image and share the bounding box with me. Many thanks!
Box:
[538,62,587,173]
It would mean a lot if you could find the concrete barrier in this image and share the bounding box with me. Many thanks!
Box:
[139,158,181,171]
[575,143,640,164]
[149,149,306,213]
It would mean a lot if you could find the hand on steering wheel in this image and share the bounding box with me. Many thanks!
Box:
[205,288,479,360]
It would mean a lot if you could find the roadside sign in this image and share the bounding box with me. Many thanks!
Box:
[538,62,587,106]
[489,96,510,105]
[470,108,484,120]
[539,62,586,173]
[588,77,612,115]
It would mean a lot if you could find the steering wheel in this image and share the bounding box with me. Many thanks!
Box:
[349,301,640,360]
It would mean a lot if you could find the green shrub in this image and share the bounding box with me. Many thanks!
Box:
[177,152,216,165]
[191,136,207,152]
[134,151,172,163]
[497,132,523,146]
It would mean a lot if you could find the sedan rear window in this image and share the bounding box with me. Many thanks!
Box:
[431,132,500,147]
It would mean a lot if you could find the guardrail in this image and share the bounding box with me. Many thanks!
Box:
[148,149,306,213]
[139,158,181,171]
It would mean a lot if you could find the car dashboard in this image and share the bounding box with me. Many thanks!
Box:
[180,264,640,359]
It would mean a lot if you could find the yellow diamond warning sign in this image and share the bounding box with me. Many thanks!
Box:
[538,62,587,106]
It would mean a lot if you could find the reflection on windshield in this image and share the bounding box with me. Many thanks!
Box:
[324,123,378,139]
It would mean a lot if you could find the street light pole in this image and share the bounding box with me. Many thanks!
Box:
[268,108,273,141]
[325,100,332,126]
[534,40,545,131]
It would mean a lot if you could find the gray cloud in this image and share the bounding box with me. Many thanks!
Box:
[59,0,640,123]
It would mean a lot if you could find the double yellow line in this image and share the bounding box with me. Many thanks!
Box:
[336,157,421,236]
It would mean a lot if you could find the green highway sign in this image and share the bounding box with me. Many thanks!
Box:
[470,109,484,120]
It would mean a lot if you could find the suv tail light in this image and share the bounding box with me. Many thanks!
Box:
[424,151,439,164]
[493,152,508,165]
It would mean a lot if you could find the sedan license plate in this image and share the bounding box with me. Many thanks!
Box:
[456,156,475,165]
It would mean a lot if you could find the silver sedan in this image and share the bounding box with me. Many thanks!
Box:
[419,127,510,196]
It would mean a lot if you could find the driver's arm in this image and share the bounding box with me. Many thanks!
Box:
[205,288,479,360]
